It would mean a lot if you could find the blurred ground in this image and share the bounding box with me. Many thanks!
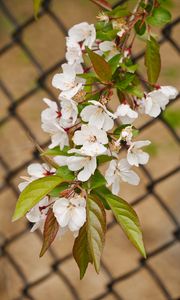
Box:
[0,0,180,300]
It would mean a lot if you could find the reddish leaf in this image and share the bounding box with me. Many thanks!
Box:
[86,47,112,83]
[40,208,59,257]
[90,0,112,11]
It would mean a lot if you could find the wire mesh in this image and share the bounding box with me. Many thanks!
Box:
[0,0,179,299]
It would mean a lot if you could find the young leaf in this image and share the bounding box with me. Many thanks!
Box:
[134,20,146,36]
[97,155,116,164]
[89,170,107,190]
[40,208,59,257]
[145,36,161,84]
[147,7,171,26]
[42,146,71,156]
[92,186,111,210]
[33,0,43,19]
[109,54,121,74]
[73,224,92,279]
[96,29,119,41]
[49,182,69,197]
[86,47,112,83]
[90,0,112,11]
[105,194,146,257]
[107,5,129,17]
[116,74,135,90]
[87,195,106,273]
[56,166,75,181]
[12,176,64,221]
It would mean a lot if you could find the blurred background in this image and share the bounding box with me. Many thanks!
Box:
[0,0,179,299]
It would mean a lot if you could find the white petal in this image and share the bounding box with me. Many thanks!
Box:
[27,163,44,178]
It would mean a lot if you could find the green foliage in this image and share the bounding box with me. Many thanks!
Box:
[134,20,146,36]
[49,183,69,197]
[104,193,146,257]
[42,146,71,156]
[73,224,92,279]
[97,155,116,164]
[56,166,75,181]
[116,73,135,90]
[145,36,161,84]
[40,209,59,257]
[147,7,171,26]
[89,169,107,190]
[86,47,112,83]
[86,195,106,273]
[107,5,129,17]
[12,176,64,221]
[109,54,121,74]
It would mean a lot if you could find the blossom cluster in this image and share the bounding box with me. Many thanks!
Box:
[14,1,178,275]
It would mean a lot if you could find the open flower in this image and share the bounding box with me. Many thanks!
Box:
[54,148,97,181]
[127,140,151,167]
[42,121,69,149]
[105,159,140,195]
[143,86,178,117]
[53,195,86,236]
[73,124,108,155]
[66,38,83,65]
[80,100,114,131]
[26,197,49,232]
[114,104,138,124]
[52,63,83,99]
[99,41,119,60]
[18,163,55,192]
[68,22,96,49]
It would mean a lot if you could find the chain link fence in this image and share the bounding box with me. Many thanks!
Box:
[0,0,179,299]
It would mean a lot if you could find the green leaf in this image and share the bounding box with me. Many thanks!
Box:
[125,85,144,98]
[105,194,146,257]
[147,7,171,26]
[33,0,43,19]
[40,208,59,257]
[109,54,121,74]
[87,195,106,273]
[92,186,111,210]
[116,74,135,90]
[107,5,129,17]
[145,36,161,84]
[42,146,71,156]
[86,47,112,83]
[113,124,131,136]
[90,0,112,11]
[89,170,107,190]
[97,154,116,164]
[49,182,69,197]
[12,176,64,221]
[134,20,146,36]
[56,166,75,181]
[96,29,119,41]
[73,224,92,279]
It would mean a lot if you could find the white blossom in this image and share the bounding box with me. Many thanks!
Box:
[26,197,49,232]
[54,148,97,181]
[66,38,83,65]
[99,41,119,60]
[68,22,96,49]
[143,86,178,118]
[114,104,138,124]
[80,100,114,131]
[18,163,55,192]
[97,12,109,23]
[42,121,69,149]
[52,63,84,99]
[73,124,108,155]
[105,159,140,195]
[53,195,86,236]
[127,140,151,167]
